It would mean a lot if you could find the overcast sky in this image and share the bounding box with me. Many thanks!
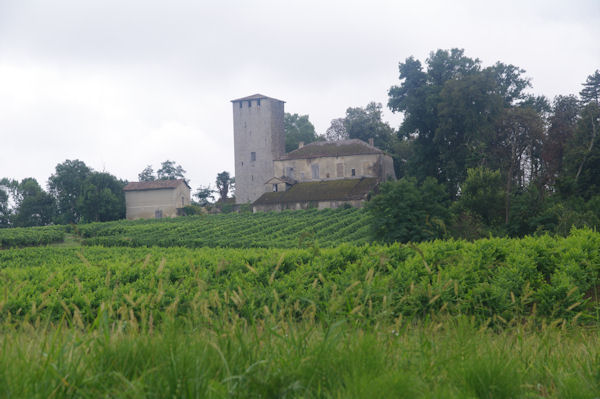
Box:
[1,0,598,190]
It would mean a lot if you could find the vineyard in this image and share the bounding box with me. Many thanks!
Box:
[1,228,598,327]
[0,225,65,249]
[76,208,374,248]
[1,226,599,396]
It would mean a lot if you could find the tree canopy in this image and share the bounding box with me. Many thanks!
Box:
[284,113,319,153]
[47,159,91,224]
[77,172,126,222]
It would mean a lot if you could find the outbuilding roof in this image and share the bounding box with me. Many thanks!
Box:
[278,139,383,160]
[253,177,378,205]
[123,179,190,191]
[265,176,297,185]
[230,93,285,103]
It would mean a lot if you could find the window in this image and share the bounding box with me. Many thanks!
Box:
[336,163,344,177]
[155,209,163,219]
[181,197,184,207]
[250,152,256,162]
[248,100,252,107]
[285,167,294,179]
[239,102,242,108]
[273,184,278,192]
[311,164,319,179]
[351,168,356,176]
[257,99,261,106]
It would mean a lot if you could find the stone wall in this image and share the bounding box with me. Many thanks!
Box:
[273,153,395,185]
[232,97,285,204]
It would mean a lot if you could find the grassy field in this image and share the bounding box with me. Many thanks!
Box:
[1,319,598,398]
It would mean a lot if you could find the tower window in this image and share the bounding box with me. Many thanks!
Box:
[250,152,256,162]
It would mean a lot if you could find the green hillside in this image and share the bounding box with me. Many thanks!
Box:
[76,208,373,248]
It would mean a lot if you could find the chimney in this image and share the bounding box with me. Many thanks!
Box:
[368,138,374,147]
[298,141,304,149]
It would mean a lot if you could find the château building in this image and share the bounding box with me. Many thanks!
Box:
[231,94,395,211]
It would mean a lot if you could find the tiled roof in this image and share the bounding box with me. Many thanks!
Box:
[253,178,379,205]
[230,93,285,103]
[278,139,382,160]
[123,179,190,191]
[265,176,297,185]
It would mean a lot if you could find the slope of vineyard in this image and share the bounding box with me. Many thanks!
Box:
[77,208,373,248]
[0,225,66,248]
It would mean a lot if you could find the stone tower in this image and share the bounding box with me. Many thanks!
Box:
[231,94,285,204]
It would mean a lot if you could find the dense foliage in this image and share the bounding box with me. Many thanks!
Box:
[0,229,598,327]
[284,112,319,152]
[77,208,373,248]
[0,225,66,248]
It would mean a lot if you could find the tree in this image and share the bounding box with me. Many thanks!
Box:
[342,102,394,151]
[387,49,537,199]
[325,118,348,141]
[580,70,600,105]
[435,70,504,195]
[455,167,504,227]
[284,113,319,152]
[542,95,580,186]
[10,178,56,227]
[194,185,215,206]
[156,160,186,180]
[47,159,91,224]
[77,172,126,222]
[388,49,482,185]
[138,165,156,182]
[216,171,234,201]
[492,106,545,222]
[562,102,600,198]
[572,71,600,187]
[366,177,449,243]
[0,188,11,227]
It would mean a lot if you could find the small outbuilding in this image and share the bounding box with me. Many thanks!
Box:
[123,179,191,220]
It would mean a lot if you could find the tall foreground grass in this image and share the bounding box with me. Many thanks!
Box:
[0,318,598,398]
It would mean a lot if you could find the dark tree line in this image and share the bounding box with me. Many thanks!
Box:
[368,49,600,242]
[1,160,127,227]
